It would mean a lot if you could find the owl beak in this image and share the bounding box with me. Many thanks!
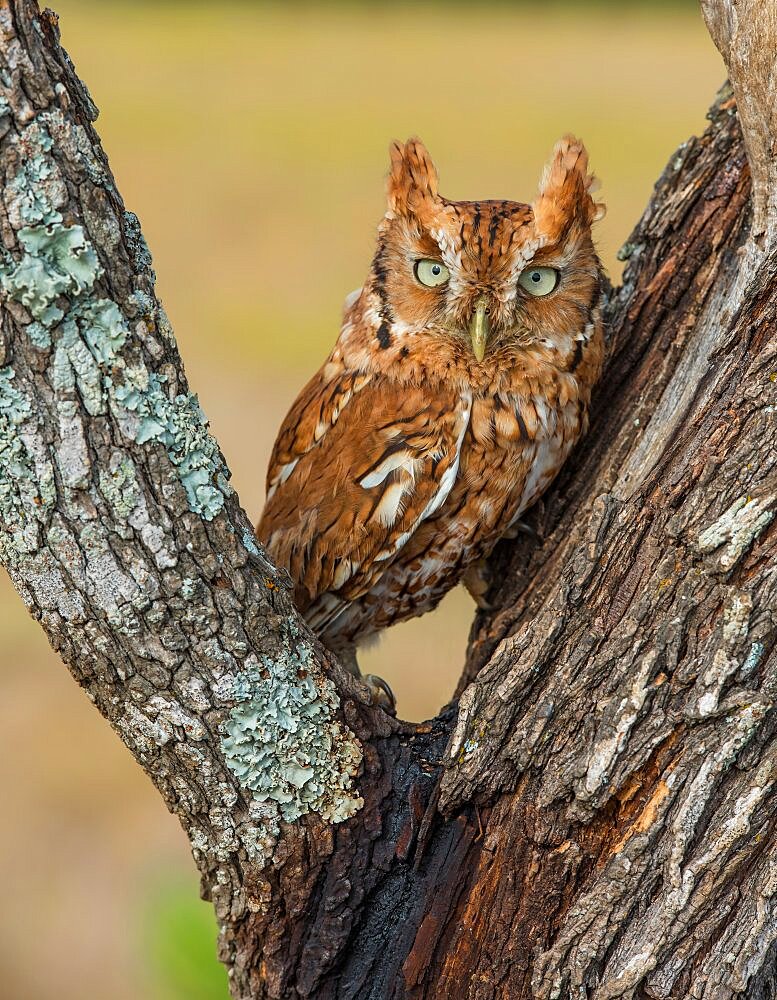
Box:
[469,297,491,362]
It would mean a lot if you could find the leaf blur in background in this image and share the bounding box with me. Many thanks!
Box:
[0,2,721,997]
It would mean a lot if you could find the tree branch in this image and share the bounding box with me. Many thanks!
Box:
[701,0,777,243]
[439,83,777,997]
[0,0,390,955]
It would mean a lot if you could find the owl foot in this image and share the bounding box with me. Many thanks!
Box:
[335,646,396,714]
[503,519,542,542]
[463,561,493,610]
[364,673,397,715]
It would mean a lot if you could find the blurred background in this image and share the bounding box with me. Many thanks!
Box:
[1,2,723,997]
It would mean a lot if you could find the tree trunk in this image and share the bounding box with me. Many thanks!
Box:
[1,2,775,998]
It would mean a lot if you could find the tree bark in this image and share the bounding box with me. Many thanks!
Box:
[1,2,775,999]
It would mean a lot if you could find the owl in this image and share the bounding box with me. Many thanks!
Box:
[257,136,605,709]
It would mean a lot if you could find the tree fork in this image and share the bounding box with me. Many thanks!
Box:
[0,2,775,999]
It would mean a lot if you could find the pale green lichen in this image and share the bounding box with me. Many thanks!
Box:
[98,454,140,520]
[220,628,363,824]
[740,642,765,678]
[40,108,106,187]
[114,368,229,520]
[50,298,129,418]
[6,122,65,229]
[0,112,231,523]
[51,296,133,417]
[26,322,52,349]
[242,529,260,556]
[129,289,154,317]
[79,298,128,364]
[616,240,644,263]
[52,317,103,415]
[0,367,31,425]
[0,367,44,562]
[242,800,281,865]
[103,355,230,518]
[2,222,101,328]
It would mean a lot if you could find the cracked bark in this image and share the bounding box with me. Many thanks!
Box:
[0,2,775,999]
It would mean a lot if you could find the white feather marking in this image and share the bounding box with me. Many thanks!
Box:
[513,432,569,521]
[360,452,418,490]
[374,392,472,561]
[429,226,462,272]
[266,458,300,500]
[342,286,362,312]
[532,396,554,436]
[420,555,444,576]
[332,388,352,421]
[375,480,406,527]
[333,558,359,590]
[280,458,298,483]
[508,235,548,287]
[576,318,596,342]
[306,592,347,632]
[478,498,495,521]
[308,394,472,628]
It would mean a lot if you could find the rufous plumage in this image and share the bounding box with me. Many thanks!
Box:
[257,136,605,704]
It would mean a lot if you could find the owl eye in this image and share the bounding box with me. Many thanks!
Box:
[415,259,450,288]
[518,266,559,297]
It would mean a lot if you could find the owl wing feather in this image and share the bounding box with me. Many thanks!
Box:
[265,366,375,498]
[258,366,470,631]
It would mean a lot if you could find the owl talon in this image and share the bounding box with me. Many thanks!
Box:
[365,673,396,715]
[503,519,541,542]
[463,562,493,610]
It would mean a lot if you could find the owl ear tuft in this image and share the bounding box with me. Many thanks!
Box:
[387,137,440,217]
[533,135,605,240]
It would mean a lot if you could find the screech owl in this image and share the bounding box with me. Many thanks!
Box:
[257,136,605,708]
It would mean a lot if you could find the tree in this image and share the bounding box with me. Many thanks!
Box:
[0,0,774,996]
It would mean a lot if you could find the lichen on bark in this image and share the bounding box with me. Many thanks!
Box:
[221,618,363,825]
[0,2,368,909]
[0,108,232,522]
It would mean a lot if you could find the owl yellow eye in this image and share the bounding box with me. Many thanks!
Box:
[415,259,450,287]
[518,266,559,297]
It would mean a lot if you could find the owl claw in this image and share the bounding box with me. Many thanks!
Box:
[463,561,493,610]
[503,519,541,542]
[365,673,396,715]
[333,647,396,714]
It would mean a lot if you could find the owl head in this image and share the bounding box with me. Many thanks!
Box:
[367,136,605,363]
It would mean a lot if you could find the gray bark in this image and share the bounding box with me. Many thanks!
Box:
[0,2,775,998]
[0,0,387,977]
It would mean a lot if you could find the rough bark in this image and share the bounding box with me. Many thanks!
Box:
[0,2,775,999]
[701,0,777,242]
[0,0,390,973]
